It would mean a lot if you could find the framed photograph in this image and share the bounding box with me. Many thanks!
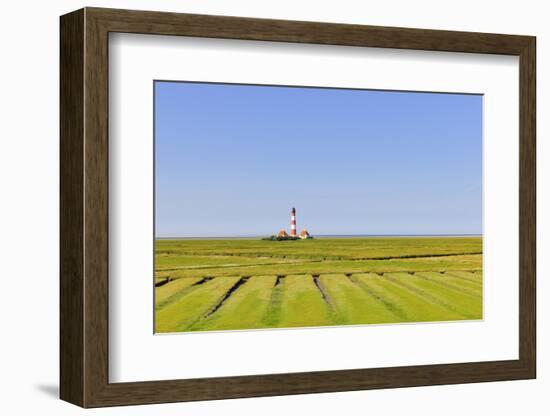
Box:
[60,7,536,407]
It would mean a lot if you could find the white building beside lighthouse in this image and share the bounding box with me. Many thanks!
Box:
[299,229,312,239]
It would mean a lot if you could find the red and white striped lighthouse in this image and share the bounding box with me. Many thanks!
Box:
[290,207,297,236]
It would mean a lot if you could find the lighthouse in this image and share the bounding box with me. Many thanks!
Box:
[290,207,297,236]
[264,207,313,240]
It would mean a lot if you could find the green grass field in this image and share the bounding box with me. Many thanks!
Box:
[154,237,482,333]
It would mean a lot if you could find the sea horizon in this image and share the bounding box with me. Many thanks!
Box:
[156,233,482,240]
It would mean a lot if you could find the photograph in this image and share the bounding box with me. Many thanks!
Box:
[153,81,483,333]
[51,5,538,409]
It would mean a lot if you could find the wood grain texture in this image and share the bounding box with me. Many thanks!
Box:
[59,8,84,406]
[83,9,110,406]
[518,38,536,375]
[59,7,537,408]
[88,7,532,54]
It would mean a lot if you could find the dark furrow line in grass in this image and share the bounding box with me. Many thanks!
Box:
[415,273,480,297]
[384,275,472,319]
[347,275,408,320]
[157,259,324,272]
[154,277,172,287]
[158,251,327,260]
[192,276,214,286]
[274,275,285,287]
[155,277,213,310]
[202,277,250,319]
[157,251,482,262]
[312,275,335,311]
[357,252,482,261]
[158,268,482,280]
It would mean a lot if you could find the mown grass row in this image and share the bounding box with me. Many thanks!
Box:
[155,254,304,271]
[155,254,482,280]
[155,271,483,333]
[156,237,482,262]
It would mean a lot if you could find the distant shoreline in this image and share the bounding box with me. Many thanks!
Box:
[156,234,482,240]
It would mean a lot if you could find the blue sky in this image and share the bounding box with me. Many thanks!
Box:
[155,81,482,237]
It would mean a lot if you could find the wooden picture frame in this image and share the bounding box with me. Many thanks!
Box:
[60,7,536,408]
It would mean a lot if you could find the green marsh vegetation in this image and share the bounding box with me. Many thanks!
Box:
[154,237,482,333]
